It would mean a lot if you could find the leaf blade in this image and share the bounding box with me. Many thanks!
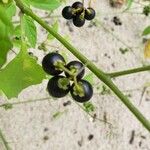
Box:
[23,15,37,48]
[29,0,61,11]
[0,48,46,99]
[142,26,150,36]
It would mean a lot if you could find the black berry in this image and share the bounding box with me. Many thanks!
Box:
[47,76,70,98]
[72,2,84,15]
[62,6,74,19]
[85,8,96,20]
[70,80,93,103]
[42,52,65,76]
[73,14,85,27]
[72,1,83,9]
[65,61,85,80]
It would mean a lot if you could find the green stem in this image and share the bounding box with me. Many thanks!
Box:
[73,76,82,93]
[14,0,150,132]
[0,129,11,150]
[0,97,51,108]
[107,65,150,78]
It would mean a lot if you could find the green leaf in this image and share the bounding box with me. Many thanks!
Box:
[0,38,12,67]
[23,15,37,48]
[0,36,12,67]
[47,21,59,40]
[0,48,46,99]
[0,5,11,26]
[0,4,13,67]
[123,0,133,12]
[142,26,150,36]
[97,84,111,95]
[83,102,95,113]
[29,0,61,11]
[83,73,94,85]
[5,2,16,19]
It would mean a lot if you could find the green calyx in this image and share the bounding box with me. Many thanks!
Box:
[69,66,78,76]
[58,78,70,90]
[79,10,85,20]
[72,8,83,14]
[73,82,85,97]
[54,60,66,71]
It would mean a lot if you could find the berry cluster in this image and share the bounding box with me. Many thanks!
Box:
[62,1,96,27]
[42,52,93,103]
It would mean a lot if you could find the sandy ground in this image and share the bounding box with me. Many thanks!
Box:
[0,0,150,150]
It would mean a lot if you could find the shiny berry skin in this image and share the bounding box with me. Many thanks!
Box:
[70,80,93,103]
[73,15,85,27]
[47,76,70,98]
[85,8,96,20]
[72,1,83,9]
[42,52,65,76]
[62,6,74,19]
[65,61,85,80]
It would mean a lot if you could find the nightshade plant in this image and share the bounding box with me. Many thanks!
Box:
[0,0,150,149]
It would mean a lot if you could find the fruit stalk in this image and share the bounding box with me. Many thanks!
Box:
[54,61,74,76]
[14,0,150,132]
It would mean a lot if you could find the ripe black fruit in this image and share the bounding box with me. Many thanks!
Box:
[72,1,83,9]
[85,8,96,20]
[42,52,65,76]
[65,61,85,80]
[70,80,93,103]
[62,6,74,19]
[72,2,84,15]
[73,14,85,27]
[47,76,70,98]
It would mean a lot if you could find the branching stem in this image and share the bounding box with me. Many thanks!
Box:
[14,0,150,132]
[107,65,150,78]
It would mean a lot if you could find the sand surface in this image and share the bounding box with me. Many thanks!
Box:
[0,0,150,150]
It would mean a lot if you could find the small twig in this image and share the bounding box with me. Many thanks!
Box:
[0,129,11,150]
[139,87,147,106]
[129,130,135,144]
[74,101,112,126]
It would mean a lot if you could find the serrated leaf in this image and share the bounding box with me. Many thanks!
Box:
[0,47,46,99]
[142,26,150,36]
[144,39,150,58]
[23,15,37,48]
[47,21,59,40]
[29,0,61,11]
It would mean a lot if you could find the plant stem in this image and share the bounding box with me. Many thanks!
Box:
[0,129,11,150]
[0,97,51,108]
[14,0,150,132]
[107,65,150,78]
